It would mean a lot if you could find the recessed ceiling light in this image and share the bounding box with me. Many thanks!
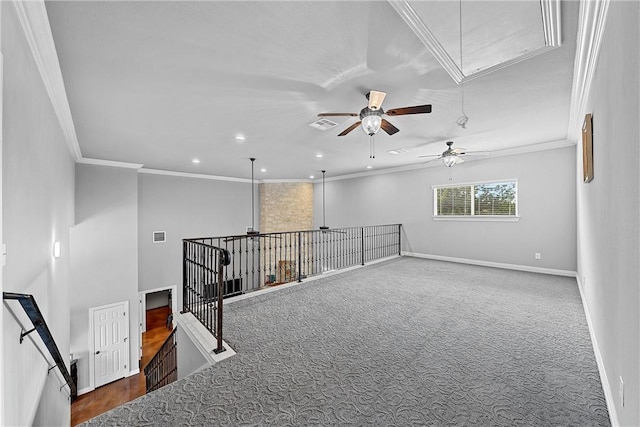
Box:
[315,153,323,158]
[366,165,373,169]
[234,135,245,141]
[260,168,267,173]
[192,158,200,164]
[309,175,315,179]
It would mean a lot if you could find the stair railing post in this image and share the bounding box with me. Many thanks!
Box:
[361,227,365,266]
[214,249,230,354]
[182,241,188,313]
[297,232,303,283]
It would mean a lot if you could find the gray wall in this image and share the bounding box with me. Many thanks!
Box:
[577,2,640,425]
[2,3,75,425]
[176,323,208,380]
[146,289,170,310]
[138,173,257,304]
[70,164,139,392]
[315,146,576,272]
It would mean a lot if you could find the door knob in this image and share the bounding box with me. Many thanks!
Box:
[95,351,100,355]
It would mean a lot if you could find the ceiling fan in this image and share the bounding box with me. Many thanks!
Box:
[318,90,432,137]
[420,141,490,168]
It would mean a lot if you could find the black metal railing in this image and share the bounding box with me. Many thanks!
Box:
[182,243,231,354]
[183,224,400,345]
[3,292,77,398]
[144,327,177,393]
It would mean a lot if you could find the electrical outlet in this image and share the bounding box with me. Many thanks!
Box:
[535,252,541,260]
[619,376,624,407]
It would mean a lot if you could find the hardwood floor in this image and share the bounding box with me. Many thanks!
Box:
[71,306,173,426]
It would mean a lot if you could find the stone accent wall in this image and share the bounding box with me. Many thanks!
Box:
[259,182,313,233]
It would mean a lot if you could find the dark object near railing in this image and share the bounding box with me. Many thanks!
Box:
[144,327,178,393]
[183,224,401,346]
[3,292,77,398]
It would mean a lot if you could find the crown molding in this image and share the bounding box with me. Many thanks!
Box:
[261,179,313,184]
[138,168,253,184]
[323,139,574,183]
[77,158,143,169]
[541,0,562,47]
[389,0,562,84]
[388,1,463,82]
[13,0,82,160]
[567,0,611,143]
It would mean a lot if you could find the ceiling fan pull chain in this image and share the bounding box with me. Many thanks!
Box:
[369,135,376,159]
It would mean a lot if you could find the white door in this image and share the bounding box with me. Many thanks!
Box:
[93,303,127,388]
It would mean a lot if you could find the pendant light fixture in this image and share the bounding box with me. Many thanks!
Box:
[320,170,329,230]
[247,157,259,235]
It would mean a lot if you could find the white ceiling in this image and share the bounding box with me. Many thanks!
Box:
[45,1,578,180]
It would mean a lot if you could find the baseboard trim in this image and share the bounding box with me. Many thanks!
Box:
[576,276,618,427]
[78,386,94,396]
[402,252,576,277]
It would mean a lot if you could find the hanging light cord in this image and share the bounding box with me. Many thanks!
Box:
[250,157,255,232]
[457,0,469,129]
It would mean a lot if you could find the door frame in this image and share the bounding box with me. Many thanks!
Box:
[138,285,178,358]
[88,300,130,391]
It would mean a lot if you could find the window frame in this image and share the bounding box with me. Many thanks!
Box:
[432,179,520,222]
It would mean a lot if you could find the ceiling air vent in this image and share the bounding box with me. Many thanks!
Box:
[308,118,338,131]
[153,231,166,243]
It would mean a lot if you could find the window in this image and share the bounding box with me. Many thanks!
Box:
[434,181,518,218]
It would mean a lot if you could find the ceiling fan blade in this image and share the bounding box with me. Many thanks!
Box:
[459,151,491,156]
[453,157,465,164]
[368,90,386,111]
[318,112,358,117]
[386,105,432,116]
[452,148,467,154]
[380,119,399,135]
[338,121,362,136]
[418,154,441,158]
[421,156,444,164]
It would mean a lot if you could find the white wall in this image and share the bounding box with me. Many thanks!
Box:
[316,146,576,272]
[138,172,257,304]
[176,324,208,380]
[1,2,75,425]
[70,164,139,393]
[576,2,640,425]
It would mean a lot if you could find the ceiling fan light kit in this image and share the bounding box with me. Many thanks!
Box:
[360,109,382,136]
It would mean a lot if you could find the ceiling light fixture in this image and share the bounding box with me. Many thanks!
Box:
[260,168,267,173]
[192,158,200,164]
[235,135,246,141]
[315,153,324,158]
[366,165,373,169]
[309,175,314,179]
[361,110,382,136]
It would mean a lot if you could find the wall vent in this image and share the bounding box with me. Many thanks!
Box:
[153,231,166,243]
[308,118,338,131]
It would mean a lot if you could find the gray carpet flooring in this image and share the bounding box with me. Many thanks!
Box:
[84,257,610,426]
